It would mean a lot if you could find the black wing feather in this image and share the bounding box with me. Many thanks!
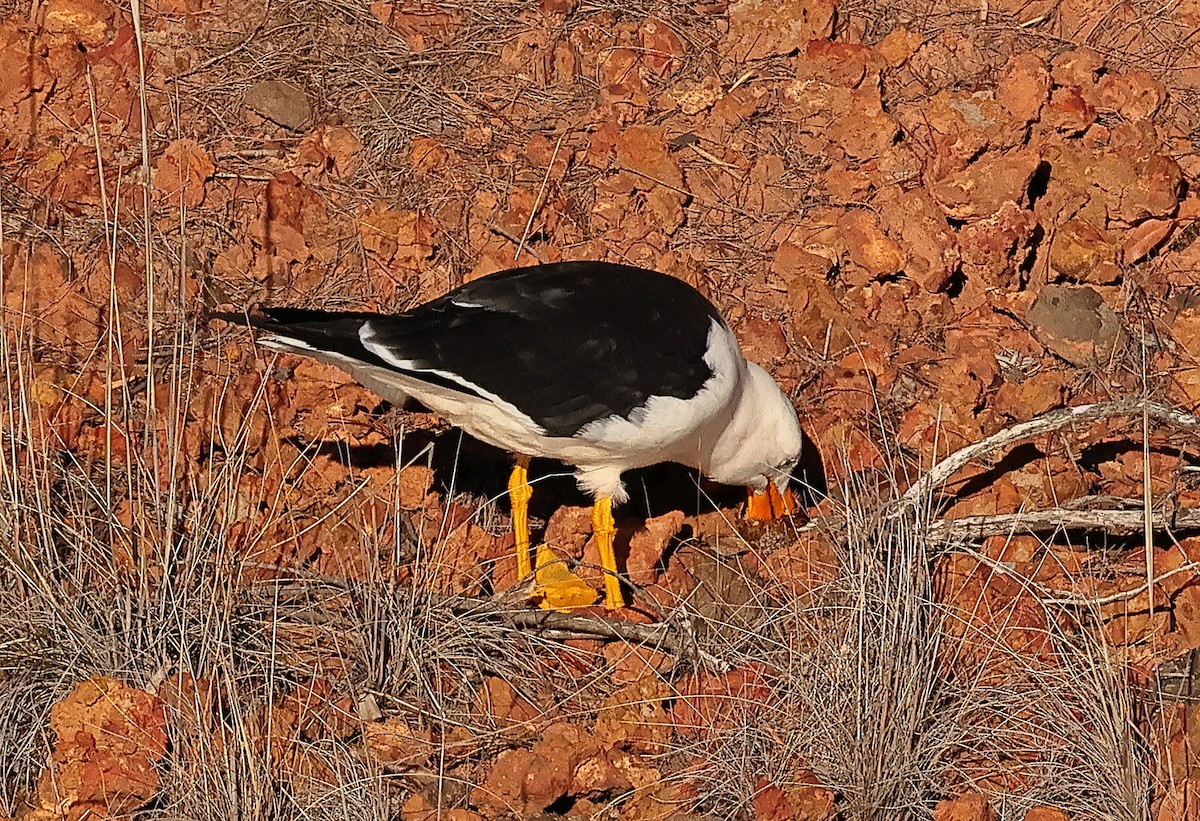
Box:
[217,262,724,437]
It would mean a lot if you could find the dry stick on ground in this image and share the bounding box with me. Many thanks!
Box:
[786,401,1200,541]
[452,598,730,671]
[927,506,1200,540]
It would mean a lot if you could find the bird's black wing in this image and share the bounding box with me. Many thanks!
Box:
[362,262,725,437]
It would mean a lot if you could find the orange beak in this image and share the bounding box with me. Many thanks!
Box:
[745,482,796,520]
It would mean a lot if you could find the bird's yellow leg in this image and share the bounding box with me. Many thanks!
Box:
[592,496,625,610]
[508,457,532,581]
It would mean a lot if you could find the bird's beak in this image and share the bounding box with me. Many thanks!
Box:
[745,482,796,520]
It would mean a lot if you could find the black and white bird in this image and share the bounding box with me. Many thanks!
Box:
[214,261,802,611]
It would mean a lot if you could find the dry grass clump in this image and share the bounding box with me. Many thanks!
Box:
[672,462,1152,821]
[0,308,576,815]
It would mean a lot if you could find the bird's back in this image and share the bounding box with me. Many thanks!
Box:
[223,262,728,438]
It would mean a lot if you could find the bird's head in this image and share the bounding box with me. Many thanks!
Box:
[705,361,803,520]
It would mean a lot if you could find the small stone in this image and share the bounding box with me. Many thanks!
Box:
[1027,284,1124,367]
[624,510,685,587]
[837,209,906,279]
[997,52,1050,124]
[934,793,998,821]
[722,0,836,62]
[245,80,312,130]
[930,151,1043,220]
[1049,219,1120,284]
[1123,218,1174,264]
[1044,86,1096,134]
[1094,70,1165,120]
[42,0,113,47]
[875,26,922,67]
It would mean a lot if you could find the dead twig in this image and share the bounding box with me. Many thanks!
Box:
[929,505,1200,540]
[898,400,1200,511]
[1042,562,1200,607]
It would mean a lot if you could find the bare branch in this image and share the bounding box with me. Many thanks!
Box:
[898,400,1200,511]
[451,598,731,671]
[928,506,1200,540]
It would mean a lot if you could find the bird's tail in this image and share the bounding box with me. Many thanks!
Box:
[209,307,382,358]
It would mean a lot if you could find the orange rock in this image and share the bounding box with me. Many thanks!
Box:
[615,126,683,189]
[1024,806,1070,821]
[473,722,596,814]
[638,18,685,77]
[598,46,649,107]
[875,26,921,67]
[753,772,836,821]
[786,771,837,820]
[754,779,795,821]
[369,2,462,52]
[475,676,542,732]
[544,504,594,581]
[997,52,1050,124]
[934,792,998,821]
[821,166,874,204]
[1129,155,1186,221]
[1094,69,1165,120]
[425,506,497,595]
[363,718,434,766]
[153,138,214,210]
[670,664,775,737]
[992,370,1067,422]
[34,677,168,821]
[876,187,959,292]
[573,749,634,795]
[1152,777,1200,820]
[773,241,834,285]
[797,39,878,88]
[957,201,1038,288]
[622,510,685,587]
[617,779,697,821]
[1044,86,1096,133]
[722,0,835,61]
[937,551,1058,676]
[1049,219,1120,284]
[667,75,722,115]
[1172,366,1200,407]
[837,209,906,280]
[357,201,437,271]
[593,675,671,752]
[930,150,1043,220]
[764,530,839,599]
[398,465,436,508]
[281,677,359,741]
[41,0,113,47]
[1050,47,1105,88]
[603,642,674,683]
[1123,217,1174,264]
[827,88,900,161]
[473,748,537,815]
[410,136,449,174]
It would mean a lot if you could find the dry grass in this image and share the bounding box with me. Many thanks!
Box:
[667,458,1153,821]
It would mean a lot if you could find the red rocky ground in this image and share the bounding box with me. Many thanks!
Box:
[3,0,1200,817]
